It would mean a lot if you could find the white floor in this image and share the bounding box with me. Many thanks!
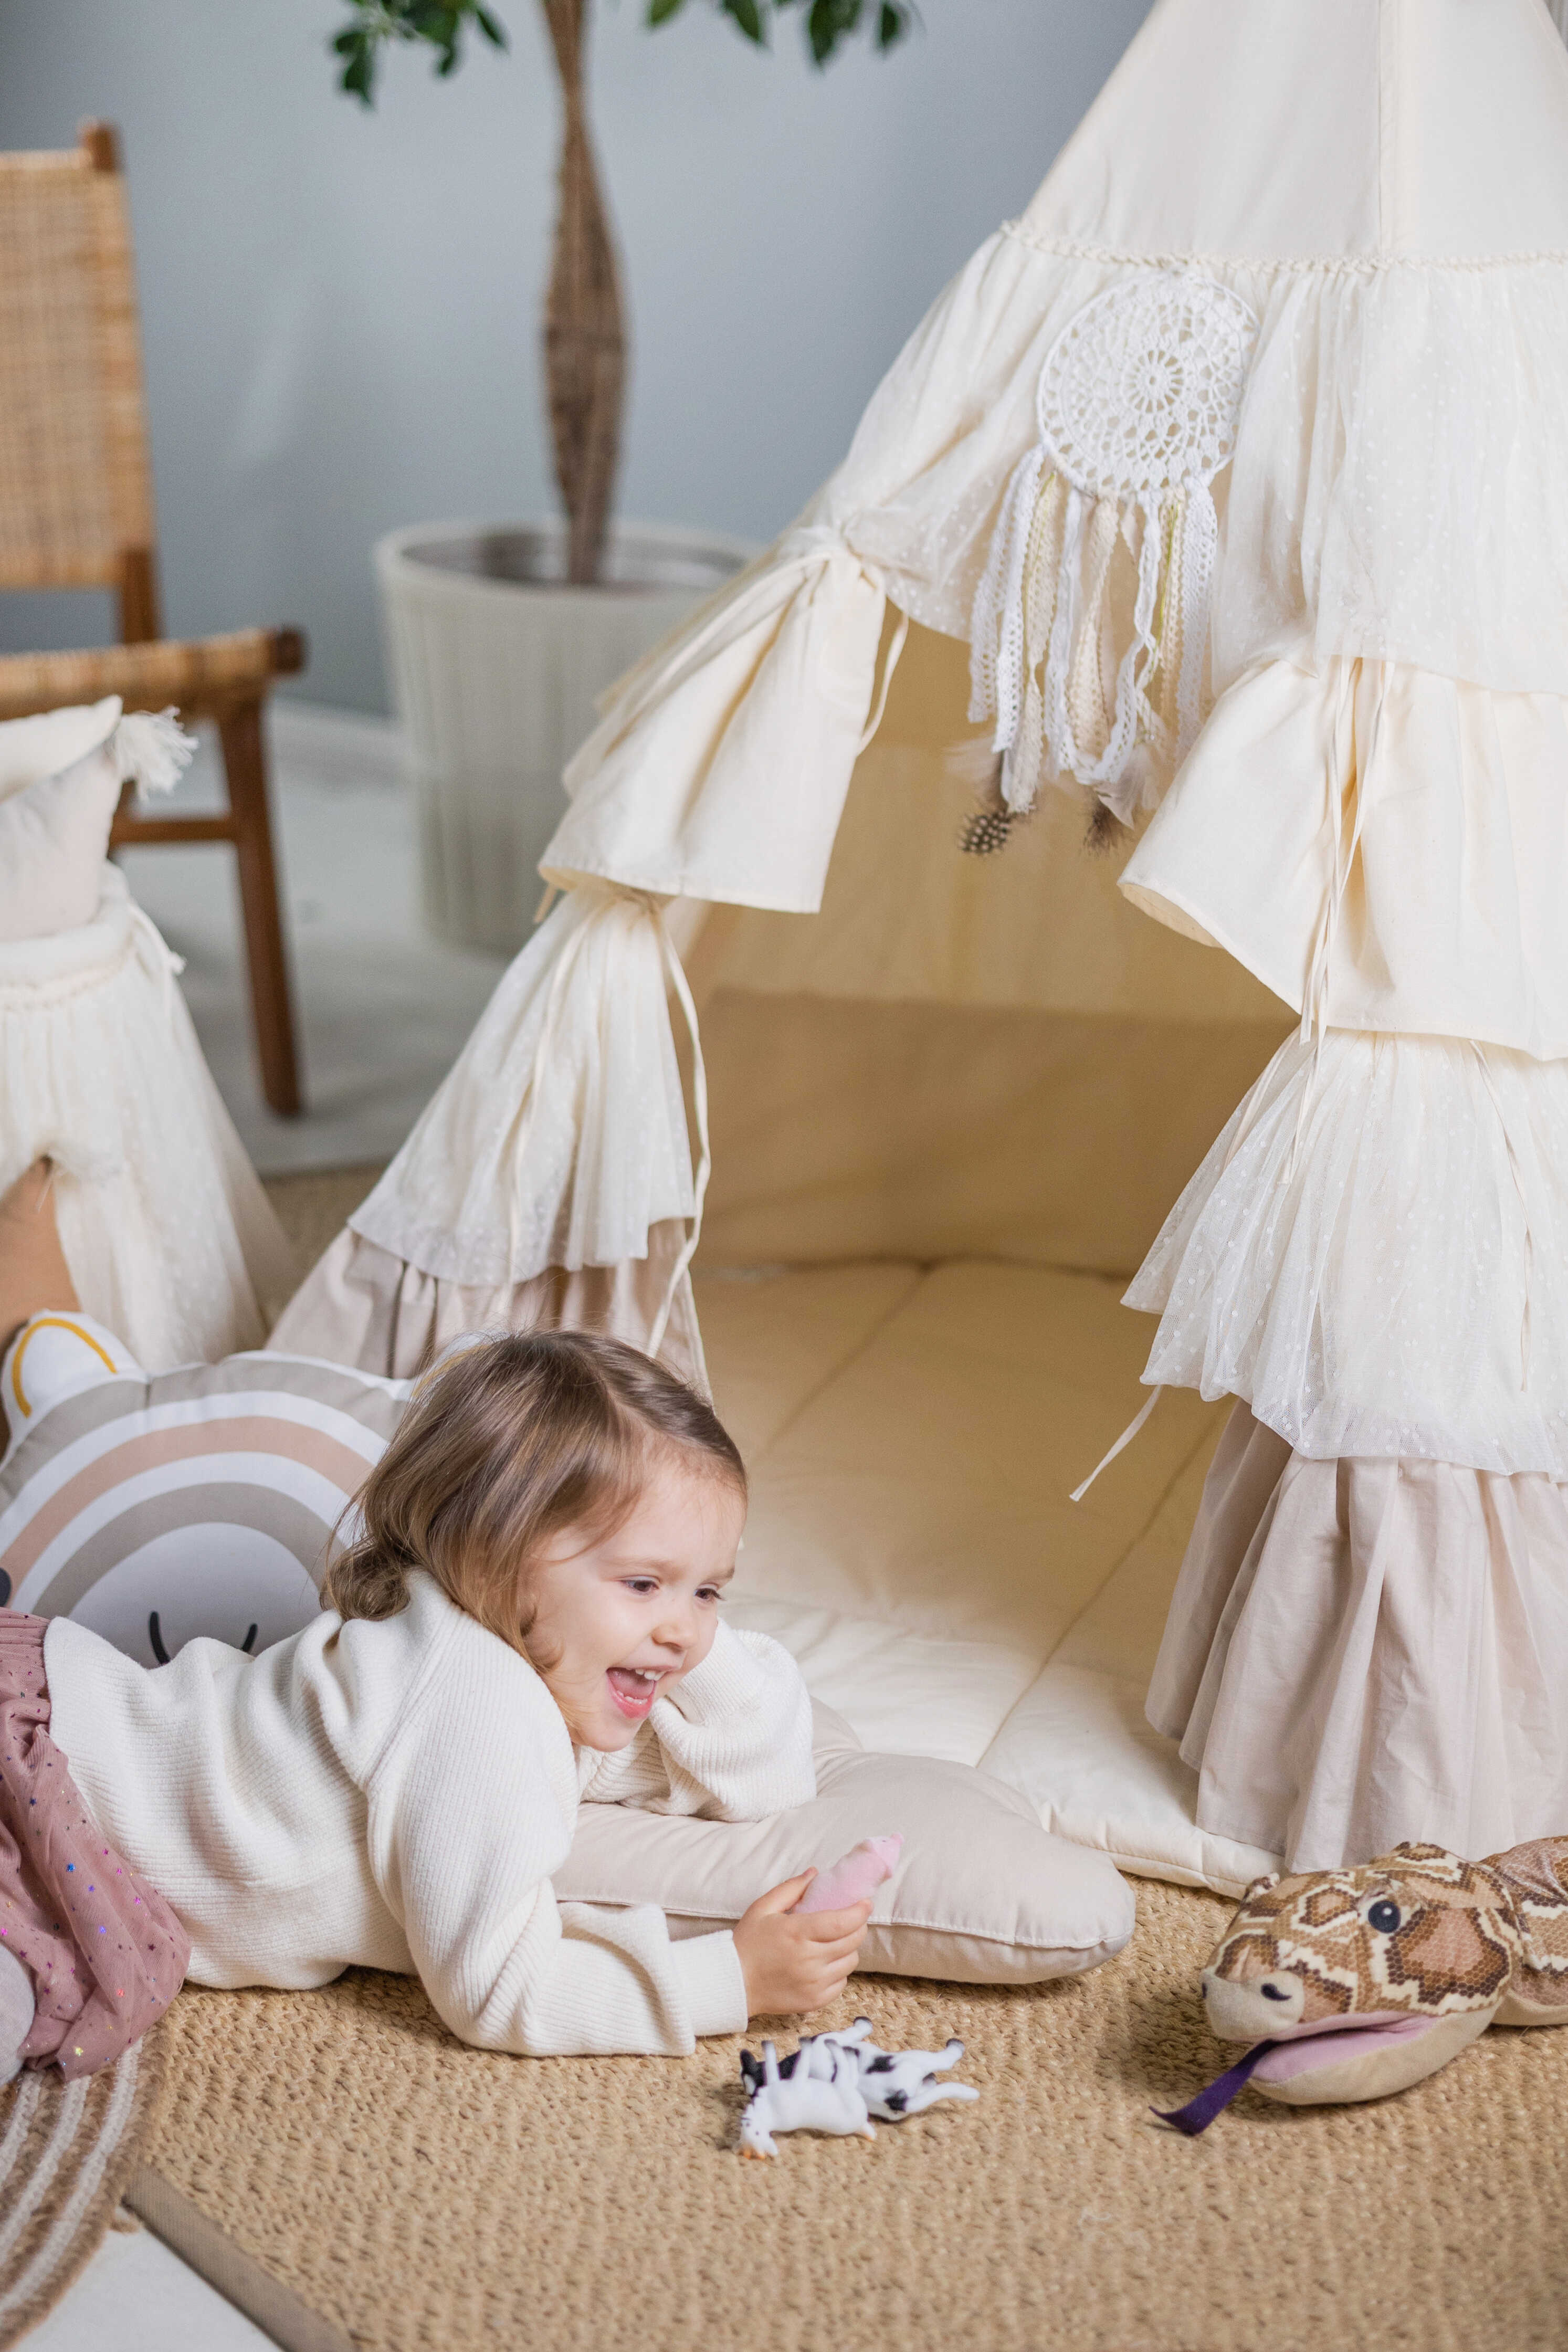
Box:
[24,2220,272,2352]
[118,702,508,1177]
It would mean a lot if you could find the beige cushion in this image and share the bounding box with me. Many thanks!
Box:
[0,699,124,942]
[555,1701,1134,1984]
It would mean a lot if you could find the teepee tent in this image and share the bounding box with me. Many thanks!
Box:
[276,0,1568,1894]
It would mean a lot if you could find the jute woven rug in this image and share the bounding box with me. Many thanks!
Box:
[131,1880,1568,2352]
[261,1163,383,1280]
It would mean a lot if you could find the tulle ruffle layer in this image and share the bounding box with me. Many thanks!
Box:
[0,868,294,1368]
[1149,1405,1568,1872]
[1127,1028,1568,1475]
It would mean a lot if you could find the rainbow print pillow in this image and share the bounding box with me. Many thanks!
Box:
[0,1312,406,1663]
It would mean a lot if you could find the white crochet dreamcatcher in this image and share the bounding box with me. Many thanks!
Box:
[969,267,1257,829]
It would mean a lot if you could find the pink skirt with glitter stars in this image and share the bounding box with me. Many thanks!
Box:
[0,1611,189,2080]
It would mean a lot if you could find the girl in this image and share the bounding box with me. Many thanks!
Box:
[0,1331,871,2081]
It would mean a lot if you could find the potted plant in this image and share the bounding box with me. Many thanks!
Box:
[332,0,913,953]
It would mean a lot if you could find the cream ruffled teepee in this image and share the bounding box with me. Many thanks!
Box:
[0,700,294,1369]
[278,0,1568,1881]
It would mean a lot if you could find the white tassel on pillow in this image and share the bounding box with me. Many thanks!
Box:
[111,708,197,800]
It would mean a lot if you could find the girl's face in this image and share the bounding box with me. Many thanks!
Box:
[525,1451,745,1751]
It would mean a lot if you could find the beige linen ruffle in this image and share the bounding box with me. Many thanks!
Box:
[1148,1402,1568,1872]
[266,1224,706,1395]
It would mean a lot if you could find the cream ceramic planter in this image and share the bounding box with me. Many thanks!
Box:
[377,520,754,956]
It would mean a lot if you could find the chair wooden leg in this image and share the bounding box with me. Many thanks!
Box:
[218,696,303,1117]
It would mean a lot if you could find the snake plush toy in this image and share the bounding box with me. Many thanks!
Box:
[1161,1839,1568,2133]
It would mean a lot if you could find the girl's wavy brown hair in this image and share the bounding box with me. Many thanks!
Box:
[322,1330,746,1655]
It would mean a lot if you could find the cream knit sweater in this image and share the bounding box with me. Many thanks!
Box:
[43,1575,815,2057]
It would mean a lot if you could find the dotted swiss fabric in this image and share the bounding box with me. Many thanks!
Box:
[1127,1030,1568,1476]
[838,233,1568,704]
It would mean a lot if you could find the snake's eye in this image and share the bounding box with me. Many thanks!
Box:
[1367,1898,1401,1935]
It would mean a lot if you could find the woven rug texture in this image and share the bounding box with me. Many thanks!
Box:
[263,1163,383,1278]
[135,1879,1568,2352]
[0,2031,166,2348]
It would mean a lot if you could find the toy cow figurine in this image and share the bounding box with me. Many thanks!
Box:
[816,2017,979,2122]
[1161,1837,1568,2134]
[738,2036,875,2159]
[738,2017,978,2153]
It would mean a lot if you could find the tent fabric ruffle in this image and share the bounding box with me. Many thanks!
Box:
[545,240,1568,914]
[913,243,1568,704]
[270,885,711,1379]
[0,867,293,1369]
[1150,1403,1568,1872]
[543,527,892,914]
[1121,654,1568,1060]
[266,1222,707,1395]
[346,887,700,1294]
[1127,1027,1568,1478]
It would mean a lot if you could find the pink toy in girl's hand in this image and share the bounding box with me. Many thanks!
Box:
[793,1835,903,1915]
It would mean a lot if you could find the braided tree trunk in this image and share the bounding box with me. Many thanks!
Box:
[540,0,626,585]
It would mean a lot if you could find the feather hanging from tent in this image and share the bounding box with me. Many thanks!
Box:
[970,269,1257,829]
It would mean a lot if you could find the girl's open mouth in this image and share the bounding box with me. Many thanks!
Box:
[606,1666,660,1720]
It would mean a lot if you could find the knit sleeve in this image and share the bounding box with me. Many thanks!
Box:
[638,1622,816,1822]
[366,1636,748,2056]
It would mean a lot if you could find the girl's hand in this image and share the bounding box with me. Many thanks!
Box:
[732,1869,873,2018]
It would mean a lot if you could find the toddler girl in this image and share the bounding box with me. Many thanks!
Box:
[0,1331,871,2081]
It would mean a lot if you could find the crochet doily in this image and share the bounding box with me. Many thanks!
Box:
[1038,270,1258,500]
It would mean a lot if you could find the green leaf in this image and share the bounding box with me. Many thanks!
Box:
[806,0,861,64]
[338,40,377,103]
[876,0,909,47]
[647,0,687,22]
[722,0,766,41]
[473,4,509,46]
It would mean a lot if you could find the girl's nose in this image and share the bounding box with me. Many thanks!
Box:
[653,1602,697,1653]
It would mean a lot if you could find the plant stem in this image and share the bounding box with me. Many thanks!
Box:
[539,0,626,585]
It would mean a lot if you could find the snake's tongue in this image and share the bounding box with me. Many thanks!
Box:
[1153,2043,1276,2137]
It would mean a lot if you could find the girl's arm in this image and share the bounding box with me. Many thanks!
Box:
[368,1658,748,2057]
[628,1622,816,1821]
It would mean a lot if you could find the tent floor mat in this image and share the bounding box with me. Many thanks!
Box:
[137,1880,1568,2352]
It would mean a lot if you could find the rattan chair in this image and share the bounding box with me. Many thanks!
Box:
[0,121,306,1115]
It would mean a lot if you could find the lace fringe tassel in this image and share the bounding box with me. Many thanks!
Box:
[969,469,1219,828]
[110,709,197,800]
[968,269,1257,834]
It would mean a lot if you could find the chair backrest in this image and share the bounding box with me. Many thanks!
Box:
[0,122,160,640]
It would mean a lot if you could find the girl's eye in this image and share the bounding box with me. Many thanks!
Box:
[623,1579,659,1597]
[697,1586,722,1604]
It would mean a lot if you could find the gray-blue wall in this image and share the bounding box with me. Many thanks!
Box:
[0,0,1146,710]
